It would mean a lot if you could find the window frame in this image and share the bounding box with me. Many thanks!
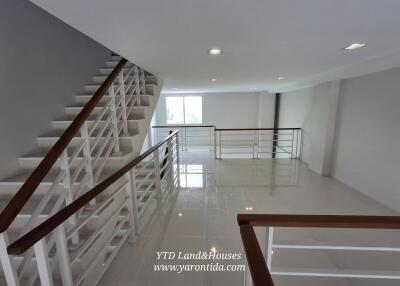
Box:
[165,95,202,125]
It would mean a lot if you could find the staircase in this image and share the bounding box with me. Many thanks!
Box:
[0,54,166,285]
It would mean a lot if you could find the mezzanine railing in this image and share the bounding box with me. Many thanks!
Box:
[153,125,215,151]
[215,128,302,159]
[238,214,400,286]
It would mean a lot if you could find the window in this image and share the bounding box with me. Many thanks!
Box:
[166,96,202,124]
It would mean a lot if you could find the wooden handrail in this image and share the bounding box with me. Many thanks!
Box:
[0,58,128,233]
[7,131,179,255]
[240,223,275,286]
[215,127,301,131]
[238,213,400,286]
[237,214,400,229]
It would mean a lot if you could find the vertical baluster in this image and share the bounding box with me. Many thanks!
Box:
[0,233,20,286]
[252,130,256,159]
[55,225,73,286]
[81,122,96,209]
[153,148,162,203]
[175,133,181,188]
[60,151,80,244]
[290,129,294,159]
[167,139,173,193]
[128,167,140,235]
[109,83,121,154]
[214,128,217,159]
[34,239,53,286]
[295,129,299,159]
[141,68,146,95]
[118,70,129,135]
[125,172,137,242]
[135,66,141,106]
[219,131,222,159]
[266,227,274,269]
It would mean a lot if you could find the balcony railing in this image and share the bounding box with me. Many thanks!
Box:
[238,214,400,286]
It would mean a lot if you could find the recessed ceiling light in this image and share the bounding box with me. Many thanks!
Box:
[178,213,182,217]
[211,78,217,82]
[245,207,253,211]
[208,48,223,55]
[344,42,366,50]
[210,247,217,253]
[278,76,285,80]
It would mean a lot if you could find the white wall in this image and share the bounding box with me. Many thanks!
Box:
[0,0,110,178]
[280,81,340,174]
[156,92,271,128]
[332,67,400,212]
[279,87,314,163]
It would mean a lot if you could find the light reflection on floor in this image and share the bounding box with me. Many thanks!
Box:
[99,150,400,286]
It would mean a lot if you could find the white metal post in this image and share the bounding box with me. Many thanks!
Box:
[214,128,217,159]
[175,133,181,188]
[244,259,253,286]
[0,233,20,286]
[141,69,146,95]
[118,71,129,135]
[135,66,141,106]
[60,150,80,245]
[80,122,96,209]
[167,139,174,193]
[219,131,222,159]
[266,227,274,269]
[34,239,54,286]
[209,127,212,151]
[109,83,121,154]
[128,168,140,235]
[184,127,188,151]
[124,176,137,242]
[55,225,73,286]
[153,148,162,203]
[252,130,256,159]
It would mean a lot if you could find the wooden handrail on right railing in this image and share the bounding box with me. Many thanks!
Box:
[7,131,179,255]
[238,214,400,286]
[0,58,128,233]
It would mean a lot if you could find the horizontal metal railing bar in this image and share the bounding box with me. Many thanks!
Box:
[271,268,400,279]
[216,128,301,131]
[7,131,179,255]
[153,125,215,128]
[272,244,400,251]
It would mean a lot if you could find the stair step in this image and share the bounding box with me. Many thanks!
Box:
[0,167,119,197]
[52,112,144,130]
[75,94,151,107]
[83,84,156,95]
[111,55,122,61]
[64,105,142,115]
[37,128,137,149]
[92,74,158,85]
[105,61,134,68]
[19,146,130,169]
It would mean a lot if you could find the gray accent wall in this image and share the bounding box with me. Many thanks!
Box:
[0,0,110,178]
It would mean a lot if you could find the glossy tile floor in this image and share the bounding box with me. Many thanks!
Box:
[99,151,400,286]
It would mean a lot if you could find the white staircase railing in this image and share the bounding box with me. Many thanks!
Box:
[6,131,180,286]
[0,57,155,285]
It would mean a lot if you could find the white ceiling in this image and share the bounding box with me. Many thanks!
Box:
[32,0,400,93]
